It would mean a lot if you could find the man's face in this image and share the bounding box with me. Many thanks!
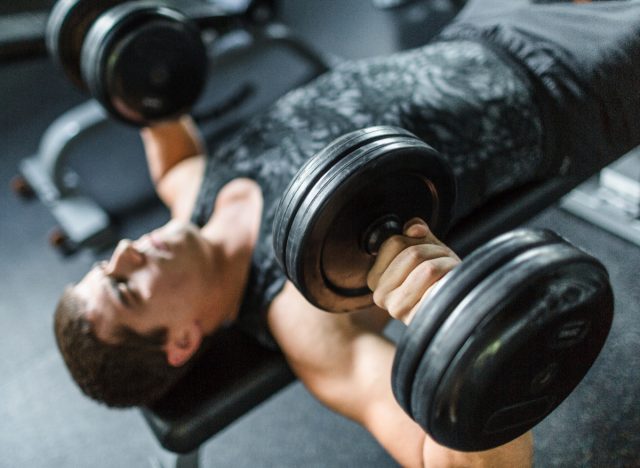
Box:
[72,220,214,343]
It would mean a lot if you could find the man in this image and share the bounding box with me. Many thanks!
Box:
[53,1,640,466]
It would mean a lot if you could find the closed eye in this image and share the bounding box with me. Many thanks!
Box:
[109,277,132,308]
[119,280,142,308]
[109,276,142,309]
[97,261,141,309]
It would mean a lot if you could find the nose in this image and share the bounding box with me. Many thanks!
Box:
[106,239,146,276]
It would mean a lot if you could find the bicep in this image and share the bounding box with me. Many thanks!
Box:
[267,282,395,421]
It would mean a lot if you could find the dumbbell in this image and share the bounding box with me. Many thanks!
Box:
[272,126,614,451]
[46,0,208,125]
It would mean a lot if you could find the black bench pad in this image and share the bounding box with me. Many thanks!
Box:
[142,326,295,454]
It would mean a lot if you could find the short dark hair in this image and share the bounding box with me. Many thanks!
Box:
[53,287,190,407]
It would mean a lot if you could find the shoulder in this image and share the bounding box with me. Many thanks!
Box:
[216,177,263,207]
[213,178,263,222]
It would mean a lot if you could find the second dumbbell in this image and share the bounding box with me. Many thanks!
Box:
[46,0,207,125]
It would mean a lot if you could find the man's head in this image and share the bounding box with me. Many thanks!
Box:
[54,220,226,407]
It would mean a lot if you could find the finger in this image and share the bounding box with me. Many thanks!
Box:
[404,217,448,248]
[378,256,460,323]
[371,243,453,299]
[403,218,429,239]
[367,216,460,291]
[406,217,461,263]
[367,235,432,291]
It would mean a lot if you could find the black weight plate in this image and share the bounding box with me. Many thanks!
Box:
[273,126,417,276]
[391,229,561,420]
[411,242,613,451]
[46,0,127,89]
[81,2,206,125]
[286,135,455,311]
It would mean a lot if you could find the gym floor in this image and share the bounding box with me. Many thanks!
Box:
[1,1,639,467]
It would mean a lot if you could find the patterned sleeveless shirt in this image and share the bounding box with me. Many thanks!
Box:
[190,36,544,347]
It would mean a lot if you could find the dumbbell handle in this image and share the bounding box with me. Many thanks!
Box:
[362,214,403,255]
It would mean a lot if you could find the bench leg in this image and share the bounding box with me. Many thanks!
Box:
[148,448,199,468]
[176,450,199,468]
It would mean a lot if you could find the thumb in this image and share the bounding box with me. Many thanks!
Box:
[403,217,429,238]
[403,217,446,246]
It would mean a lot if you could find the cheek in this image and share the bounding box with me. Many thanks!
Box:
[154,278,203,319]
[150,240,207,293]
[161,261,200,293]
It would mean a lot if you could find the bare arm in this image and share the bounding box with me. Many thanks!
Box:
[268,283,426,467]
[269,283,532,467]
[269,214,534,467]
[139,116,206,220]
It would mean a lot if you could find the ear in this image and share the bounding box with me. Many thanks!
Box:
[164,322,203,367]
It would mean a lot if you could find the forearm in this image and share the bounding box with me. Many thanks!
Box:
[139,115,205,186]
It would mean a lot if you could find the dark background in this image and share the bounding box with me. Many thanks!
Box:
[1,1,638,466]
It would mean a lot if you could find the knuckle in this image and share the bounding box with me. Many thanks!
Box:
[386,294,411,319]
[366,274,376,292]
[366,270,378,291]
[403,245,426,264]
[416,261,439,280]
[372,288,386,309]
[447,256,462,271]
[384,293,399,314]
[443,246,458,260]
[434,245,450,256]
[430,245,452,259]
